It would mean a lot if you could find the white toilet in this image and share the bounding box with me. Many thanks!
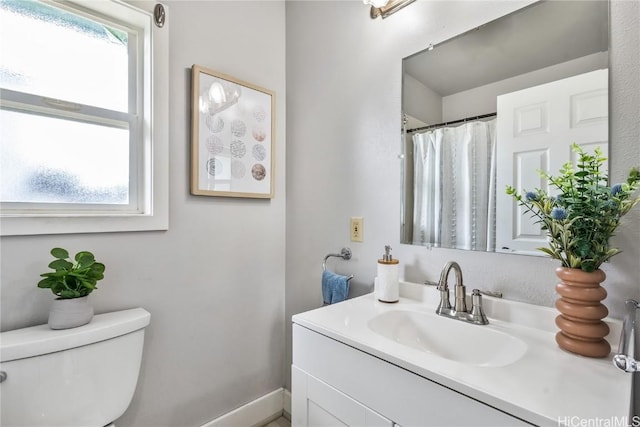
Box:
[0,307,150,427]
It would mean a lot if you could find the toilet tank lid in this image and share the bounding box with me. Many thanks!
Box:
[0,308,150,362]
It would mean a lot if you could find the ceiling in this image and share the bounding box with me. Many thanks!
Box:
[403,0,609,97]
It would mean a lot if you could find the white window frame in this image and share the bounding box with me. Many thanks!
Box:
[0,0,168,236]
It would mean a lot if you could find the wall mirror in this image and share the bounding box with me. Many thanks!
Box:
[401,0,609,256]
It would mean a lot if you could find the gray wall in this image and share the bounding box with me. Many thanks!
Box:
[0,2,286,426]
[285,0,639,390]
[442,52,608,122]
[403,73,442,125]
[0,1,637,424]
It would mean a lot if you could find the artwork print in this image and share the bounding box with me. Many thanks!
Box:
[191,65,275,198]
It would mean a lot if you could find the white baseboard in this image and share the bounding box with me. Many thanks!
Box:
[201,388,284,427]
[284,389,291,418]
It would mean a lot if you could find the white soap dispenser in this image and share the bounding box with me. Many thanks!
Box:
[376,245,399,303]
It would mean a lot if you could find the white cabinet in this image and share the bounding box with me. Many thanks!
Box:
[292,365,392,427]
[292,324,531,427]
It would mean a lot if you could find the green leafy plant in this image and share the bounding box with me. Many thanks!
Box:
[38,248,106,298]
[506,144,640,272]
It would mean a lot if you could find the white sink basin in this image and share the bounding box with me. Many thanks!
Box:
[368,310,527,367]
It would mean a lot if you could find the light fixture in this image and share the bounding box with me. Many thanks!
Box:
[365,0,416,19]
[363,0,389,8]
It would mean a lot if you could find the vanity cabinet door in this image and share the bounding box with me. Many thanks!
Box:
[292,365,393,427]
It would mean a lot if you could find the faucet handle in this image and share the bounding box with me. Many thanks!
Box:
[469,289,489,325]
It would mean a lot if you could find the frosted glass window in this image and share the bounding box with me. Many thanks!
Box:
[0,0,149,223]
[0,0,129,112]
[0,0,168,236]
[0,110,130,205]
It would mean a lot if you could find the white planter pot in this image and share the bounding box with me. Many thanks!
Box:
[48,296,94,330]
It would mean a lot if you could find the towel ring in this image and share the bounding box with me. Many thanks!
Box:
[322,247,354,280]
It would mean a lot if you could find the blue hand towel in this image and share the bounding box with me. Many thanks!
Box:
[322,270,350,305]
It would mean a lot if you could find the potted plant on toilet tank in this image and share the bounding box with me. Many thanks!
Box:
[38,247,106,329]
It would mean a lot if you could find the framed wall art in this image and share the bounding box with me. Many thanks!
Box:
[191,65,275,198]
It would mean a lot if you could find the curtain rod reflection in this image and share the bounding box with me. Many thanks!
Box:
[406,112,497,134]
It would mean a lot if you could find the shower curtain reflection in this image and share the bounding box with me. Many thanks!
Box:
[412,119,497,251]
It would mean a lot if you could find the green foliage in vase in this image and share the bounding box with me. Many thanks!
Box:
[38,248,106,298]
[506,144,640,272]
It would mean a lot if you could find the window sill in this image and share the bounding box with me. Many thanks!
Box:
[1,210,168,236]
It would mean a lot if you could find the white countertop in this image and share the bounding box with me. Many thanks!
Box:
[292,282,633,426]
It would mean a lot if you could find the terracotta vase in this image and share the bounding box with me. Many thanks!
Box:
[554,267,610,358]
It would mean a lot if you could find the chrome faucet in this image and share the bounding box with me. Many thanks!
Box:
[435,261,460,315]
[435,261,489,325]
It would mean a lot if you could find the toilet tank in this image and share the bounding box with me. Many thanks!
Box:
[0,308,150,427]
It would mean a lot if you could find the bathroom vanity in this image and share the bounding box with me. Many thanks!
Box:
[291,282,631,426]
